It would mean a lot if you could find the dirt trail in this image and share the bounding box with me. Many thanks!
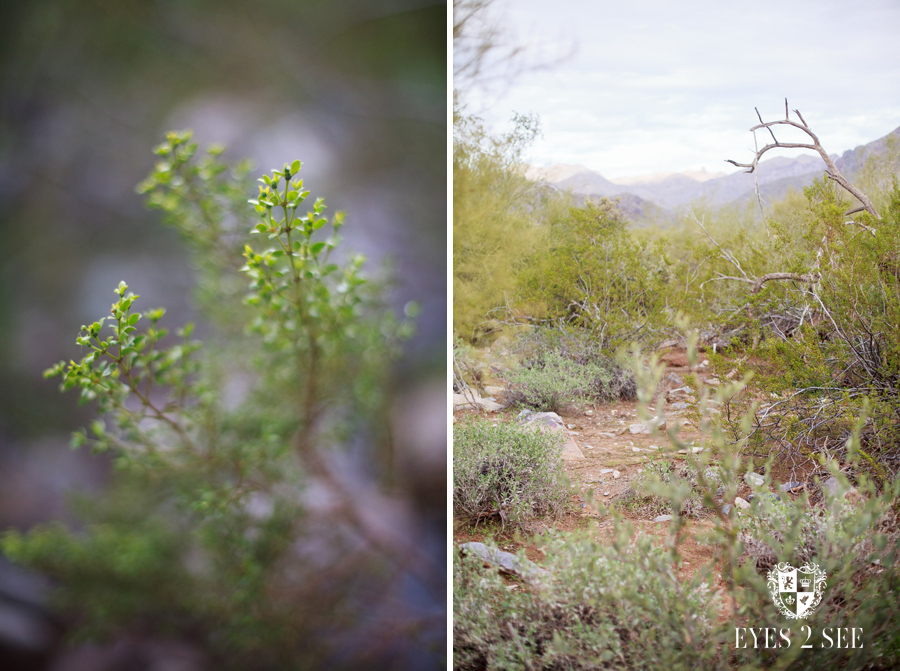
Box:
[454,347,726,573]
[551,350,709,502]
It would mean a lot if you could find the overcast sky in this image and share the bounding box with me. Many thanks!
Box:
[457,0,900,179]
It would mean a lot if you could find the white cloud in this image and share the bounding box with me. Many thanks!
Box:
[460,0,900,178]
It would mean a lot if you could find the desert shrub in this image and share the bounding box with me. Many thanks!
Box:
[455,530,722,671]
[713,176,900,481]
[506,350,608,413]
[455,478,900,671]
[732,469,896,572]
[621,457,724,519]
[2,133,431,670]
[453,418,569,525]
[504,326,636,412]
[454,340,900,670]
[516,199,676,349]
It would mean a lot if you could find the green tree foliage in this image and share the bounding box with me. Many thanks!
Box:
[727,178,900,481]
[3,133,427,670]
[518,198,675,348]
[453,102,557,340]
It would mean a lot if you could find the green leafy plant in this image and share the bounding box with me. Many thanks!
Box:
[453,418,570,526]
[3,132,429,670]
[517,199,676,349]
[504,326,636,412]
[453,101,561,340]
[454,336,900,671]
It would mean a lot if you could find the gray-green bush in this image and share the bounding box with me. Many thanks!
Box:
[455,529,722,670]
[619,457,725,519]
[453,418,570,525]
[505,326,636,412]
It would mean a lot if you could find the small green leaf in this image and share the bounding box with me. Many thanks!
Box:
[90,419,106,437]
[290,159,301,174]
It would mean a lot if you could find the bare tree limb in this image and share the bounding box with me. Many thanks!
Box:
[751,272,821,294]
[688,209,749,280]
[689,209,821,295]
[727,100,880,219]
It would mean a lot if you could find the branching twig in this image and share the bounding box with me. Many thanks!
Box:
[689,210,820,295]
[727,99,880,220]
[750,272,820,295]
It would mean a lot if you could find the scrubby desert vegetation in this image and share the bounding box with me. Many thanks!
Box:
[453,99,900,669]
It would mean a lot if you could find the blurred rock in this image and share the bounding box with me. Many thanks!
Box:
[519,412,585,461]
[744,472,765,487]
[0,557,57,671]
[628,416,666,434]
[48,638,206,671]
[458,542,549,583]
[734,497,751,510]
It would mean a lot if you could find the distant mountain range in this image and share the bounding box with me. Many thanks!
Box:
[525,126,900,223]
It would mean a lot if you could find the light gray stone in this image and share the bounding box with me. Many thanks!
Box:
[744,472,765,487]
[653,514,673,522]
[453,392,480,408]
[627,415,666,434]
[666,372,684,386]
[521,411,585,460]
[734,496,751,510]
[458,542,550,582]
[522,411,566,430]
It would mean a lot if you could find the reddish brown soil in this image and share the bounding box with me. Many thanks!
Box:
[453,348,738,595]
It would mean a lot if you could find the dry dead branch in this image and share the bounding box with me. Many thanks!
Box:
[690,209,821,295]
[750,272,821,294]
[727,99,880,220]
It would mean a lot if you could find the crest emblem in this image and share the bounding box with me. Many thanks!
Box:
[767,562,827,618]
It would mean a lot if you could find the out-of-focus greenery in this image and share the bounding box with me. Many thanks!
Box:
[4,135,431,669]
[0,0,446,441]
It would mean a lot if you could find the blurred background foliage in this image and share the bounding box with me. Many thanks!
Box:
[0,1,446,668]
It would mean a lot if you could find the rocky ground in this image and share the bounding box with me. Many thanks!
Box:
[452,346,816,586]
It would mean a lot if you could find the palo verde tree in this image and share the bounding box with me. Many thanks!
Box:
[453,103,558,340]
[517,197,675,350]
